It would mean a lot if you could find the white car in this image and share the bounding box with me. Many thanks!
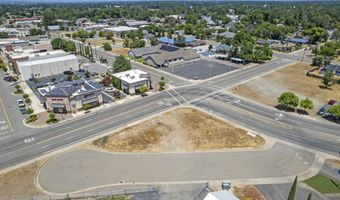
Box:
[17,99,25,107]
[9,81,18,86]
[104,87,115,93]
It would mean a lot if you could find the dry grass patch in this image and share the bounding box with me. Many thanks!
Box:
[230,63,340,114]
[233,186,266,200]
[111,48,130,56]
[85,38,115,46]
[92,108,265,152]
[0,160,47,200]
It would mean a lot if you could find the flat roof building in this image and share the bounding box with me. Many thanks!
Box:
[112,69,151,94]
[17,54,79,80]
[104,26,138,38]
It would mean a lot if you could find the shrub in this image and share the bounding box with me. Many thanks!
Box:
[23,93,29,99]
[25,114,37,123]
[46,113,58,124]
[26,108,34,114]
[24,98,31,105]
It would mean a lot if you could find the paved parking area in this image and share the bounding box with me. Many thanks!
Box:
[163,60,238,80]
[0,71,29,135]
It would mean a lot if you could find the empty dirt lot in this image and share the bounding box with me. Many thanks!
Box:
[92,108,265,152]
[230,63,340,114]
[0,160,47,200]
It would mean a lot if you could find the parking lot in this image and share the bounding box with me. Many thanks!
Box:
[162,60,238,80]
[0,71,29,135]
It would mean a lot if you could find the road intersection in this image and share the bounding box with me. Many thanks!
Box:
[0,45,339,195]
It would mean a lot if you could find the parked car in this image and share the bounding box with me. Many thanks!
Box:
[63,70,74,75]
[328,99,337,105]
[104,87,115,93]
[9,81,18,86]
[19,107,26,114]
[17,99,25,107]
[4,76,17,82]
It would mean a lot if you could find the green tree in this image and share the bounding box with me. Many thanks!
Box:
[327,104,340,118]
[112,55,131,72]
[112,76,122,90]
[159,76,166,91]
[287,176,297,200]
[300,98,313,111]
[106,31,113,40]
[139,85,148,94]
[306,27,328,44]
[103,42,112,51]
[278,92,299,109]
[99,31,106,38]
[322,70,334,89]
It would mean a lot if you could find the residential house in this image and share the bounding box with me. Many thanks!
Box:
[320,64,340,76]
[213,31,235,39]
[213,44,231,54]
[47,25,61,32]
[271,42,296,52]
[112,69,151,94]
[287,37,309,45]
[44,79,103,113]
[158,35,206,47]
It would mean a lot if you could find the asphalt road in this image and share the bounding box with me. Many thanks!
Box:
[38,143,315,193]
[0,39,339,187]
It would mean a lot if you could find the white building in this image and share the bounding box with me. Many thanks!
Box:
[104,26,138,38]
[17,54,79,80]
[112,69,151,94]
[204,190,239,200]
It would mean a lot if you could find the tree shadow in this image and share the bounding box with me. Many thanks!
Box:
[318,85,333,90]
[296,109,309,115]
[275,105,295,112]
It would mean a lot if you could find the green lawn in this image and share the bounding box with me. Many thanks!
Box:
[303,173,340,194]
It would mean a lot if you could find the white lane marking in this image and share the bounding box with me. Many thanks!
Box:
[41,145,49,149]
[0,125,9,131]
[0,121,6,124]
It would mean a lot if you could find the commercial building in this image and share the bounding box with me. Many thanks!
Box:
[17,54,79,80]
[44,79,103,113]
[7,49,66,74]
[104,26,138,38]
[129,45,200,68]
[112,69,151,94]
[125,20,149,28]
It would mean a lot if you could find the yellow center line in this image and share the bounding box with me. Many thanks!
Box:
[0,96,13,131]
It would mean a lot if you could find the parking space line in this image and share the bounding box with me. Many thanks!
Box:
[0,96,13,131]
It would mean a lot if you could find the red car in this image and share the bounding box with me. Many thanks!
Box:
[328,99,337,105]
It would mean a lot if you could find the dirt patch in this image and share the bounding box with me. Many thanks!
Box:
[230,63,340,115]
[233,185,266,200]
[0,160,47,200]
[111,48,130,56]
[92,108,265,152]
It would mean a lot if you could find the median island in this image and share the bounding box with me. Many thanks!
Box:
[92,108,265,152]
